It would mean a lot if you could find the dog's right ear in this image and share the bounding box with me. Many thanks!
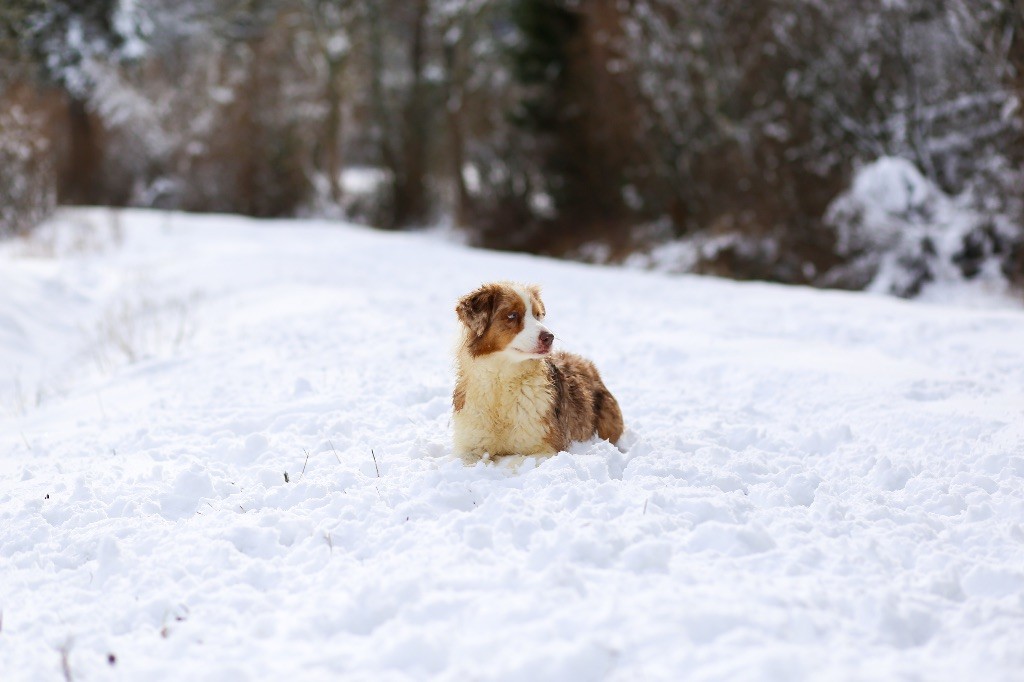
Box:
[456,285,496,337]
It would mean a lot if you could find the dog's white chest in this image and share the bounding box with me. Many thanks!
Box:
[453,366,554,457]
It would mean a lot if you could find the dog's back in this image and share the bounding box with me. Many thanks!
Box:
[543,351,623,452]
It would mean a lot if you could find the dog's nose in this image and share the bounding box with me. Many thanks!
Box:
[539,331,554,346]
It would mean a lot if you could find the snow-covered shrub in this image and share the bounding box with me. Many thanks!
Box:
[821,157,1022,298]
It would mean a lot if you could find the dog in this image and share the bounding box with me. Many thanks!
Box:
[452,281,623,459]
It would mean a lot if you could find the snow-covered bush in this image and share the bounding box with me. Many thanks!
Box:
[822,157,1022,298]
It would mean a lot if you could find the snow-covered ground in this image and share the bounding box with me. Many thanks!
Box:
[2,208,1023,681]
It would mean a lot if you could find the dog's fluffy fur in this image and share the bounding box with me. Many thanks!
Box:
[452,281,623,458]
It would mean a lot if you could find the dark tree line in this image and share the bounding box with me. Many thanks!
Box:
[1,1,1022,294]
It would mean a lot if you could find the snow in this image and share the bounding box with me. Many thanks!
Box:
[842,157,938,241]
[340,167,390,197]
[2,207,1024,681]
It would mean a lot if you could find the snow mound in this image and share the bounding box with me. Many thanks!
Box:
[2,208,1024,681]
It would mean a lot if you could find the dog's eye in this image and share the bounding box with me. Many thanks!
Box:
[506,312,519,322]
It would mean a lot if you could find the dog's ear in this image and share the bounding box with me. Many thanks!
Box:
[456,285,497,337]
[525,284,545,318]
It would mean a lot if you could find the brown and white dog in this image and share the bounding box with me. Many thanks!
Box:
[452,281,623,459]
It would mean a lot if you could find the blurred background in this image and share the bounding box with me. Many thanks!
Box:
[1,0,1022,298]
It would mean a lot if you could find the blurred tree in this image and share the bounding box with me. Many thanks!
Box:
[365,0,437,229]
[0,83,54,237]
[438,0,486,228]
[0,3,33,70]
[950,1,1024,94]
[947,0,1024,285]
[506,0,639,252]
[302,0,357,207]
[436,0,536,246]
[7,0,125,205]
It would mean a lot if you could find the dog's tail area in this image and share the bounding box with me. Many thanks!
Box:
[594,388,624,445]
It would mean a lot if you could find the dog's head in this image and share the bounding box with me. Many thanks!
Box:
[456,282,553,360]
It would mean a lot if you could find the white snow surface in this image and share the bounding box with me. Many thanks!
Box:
[2,208,1024,681]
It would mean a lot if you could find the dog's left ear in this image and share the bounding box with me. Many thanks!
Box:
[457,285,497,337]
[526,284,545,318]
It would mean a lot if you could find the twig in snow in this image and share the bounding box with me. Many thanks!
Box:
[371,449,380,478]
[58,639,73,682]
[283,472,289,483]
[329,440,341,463]
[300,450,310,479]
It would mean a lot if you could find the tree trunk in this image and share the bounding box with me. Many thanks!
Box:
[392,0,431,228]
[58,96,102,205]
[443,25,472,227]
[324,57,344,205]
